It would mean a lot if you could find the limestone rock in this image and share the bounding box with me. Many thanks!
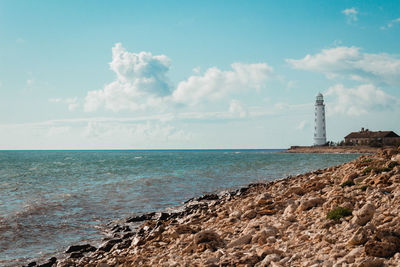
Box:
[348,227,368,245]
[297,197,324,211]
[227,233,253,248]
[352,203,375,226]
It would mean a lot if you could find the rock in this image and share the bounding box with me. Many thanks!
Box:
[365,240,397,258]
[256,246,284,258]
[37,257,57,267]
[341,172,358,184]
[352,203,375,226]
[284,186,305,196]
[193,230,224,251]
[357,257,384,267]
[348,227,368,245]
[197,193,219,201]
[126,212,155,223]
[227,233,253,248]
[97,238,122,252]
[255,254,281,267]
[242,209,257,219]
[69,252,83,259]
[297,197,324,211]
[65,244,96,254]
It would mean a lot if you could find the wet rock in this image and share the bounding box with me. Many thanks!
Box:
[69,252,83,259]
[97,238,123,252]
[125,212,155,223]
[197,193,219,201]
[37,257,57,267]
[65,243,96,254]
[352,203,375,226]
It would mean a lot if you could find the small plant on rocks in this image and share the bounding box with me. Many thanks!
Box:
[327,207,352,221]
[341,180,355,188]
[360,185,368,191]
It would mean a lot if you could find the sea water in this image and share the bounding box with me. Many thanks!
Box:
[0,150,360,265]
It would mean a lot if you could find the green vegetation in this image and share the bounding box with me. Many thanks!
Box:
[341,180,355,188]
[388,161,399,169]
[360,185,368,191]
[327,207,353,221]
[362,166,373,175]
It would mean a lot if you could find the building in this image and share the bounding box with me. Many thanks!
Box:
[314,93,326,146]
[344,128,400,146]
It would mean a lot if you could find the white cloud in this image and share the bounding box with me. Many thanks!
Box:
[381,17,400,30]
[84,43,274,112]
[84,43,171,112]
[26,79,34,86]
[229,100,247,118]
[172,63,273,105]
[325,83,397,116]
[296,120,309,130]
[286,46,400,86]
[49,97,79,111]
[342,7,358,22]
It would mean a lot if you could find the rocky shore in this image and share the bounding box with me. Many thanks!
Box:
[283,146,380,154]
[27,147,400,267]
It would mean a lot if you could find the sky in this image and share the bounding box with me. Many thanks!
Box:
[0,0,399,149]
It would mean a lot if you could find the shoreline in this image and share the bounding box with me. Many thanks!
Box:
[26,147,400,266]
[283,146,381,154]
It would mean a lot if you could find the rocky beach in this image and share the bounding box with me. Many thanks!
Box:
[26,147,400,267]
[283,146,381,154]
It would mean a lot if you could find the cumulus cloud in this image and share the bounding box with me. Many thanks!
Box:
[84,43,172,112]
[173,63,273,105]
[84,43,274,112]
[342,8,358,22]
[325,83,397,116]
[286,46,400,86]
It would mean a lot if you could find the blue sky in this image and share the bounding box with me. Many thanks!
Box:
[0,0,399,149]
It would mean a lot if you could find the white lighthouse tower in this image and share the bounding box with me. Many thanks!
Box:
[314,93,326,146]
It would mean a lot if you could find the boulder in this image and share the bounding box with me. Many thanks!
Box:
[227,233,253,248]
[297,197,324,211]
[352,203,375,226]
[65,244,96,254]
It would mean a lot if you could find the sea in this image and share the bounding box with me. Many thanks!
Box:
[0,150,361,266]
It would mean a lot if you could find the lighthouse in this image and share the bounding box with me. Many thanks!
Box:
[314,93,326,146]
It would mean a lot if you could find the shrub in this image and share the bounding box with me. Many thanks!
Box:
[360,185,368,191]
[362,166,373,175]
[327,207,353,221]
[388,161,399,170]
[341,180,355,188]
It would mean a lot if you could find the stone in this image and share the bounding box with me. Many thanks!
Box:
[65,244,96,254]
[255,254,281,267]
[365,240,397,258]
[352,203,375,226]
[357,257,384,267]
[347,227,368,245]
[97,238,122,252]
[242,209,257,219]
[341,172,358,184]
[297,197,324,211]
[193,230,224,251]
[227,233,253,248]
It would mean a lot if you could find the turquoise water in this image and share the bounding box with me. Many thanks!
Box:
[0,150,360,265]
